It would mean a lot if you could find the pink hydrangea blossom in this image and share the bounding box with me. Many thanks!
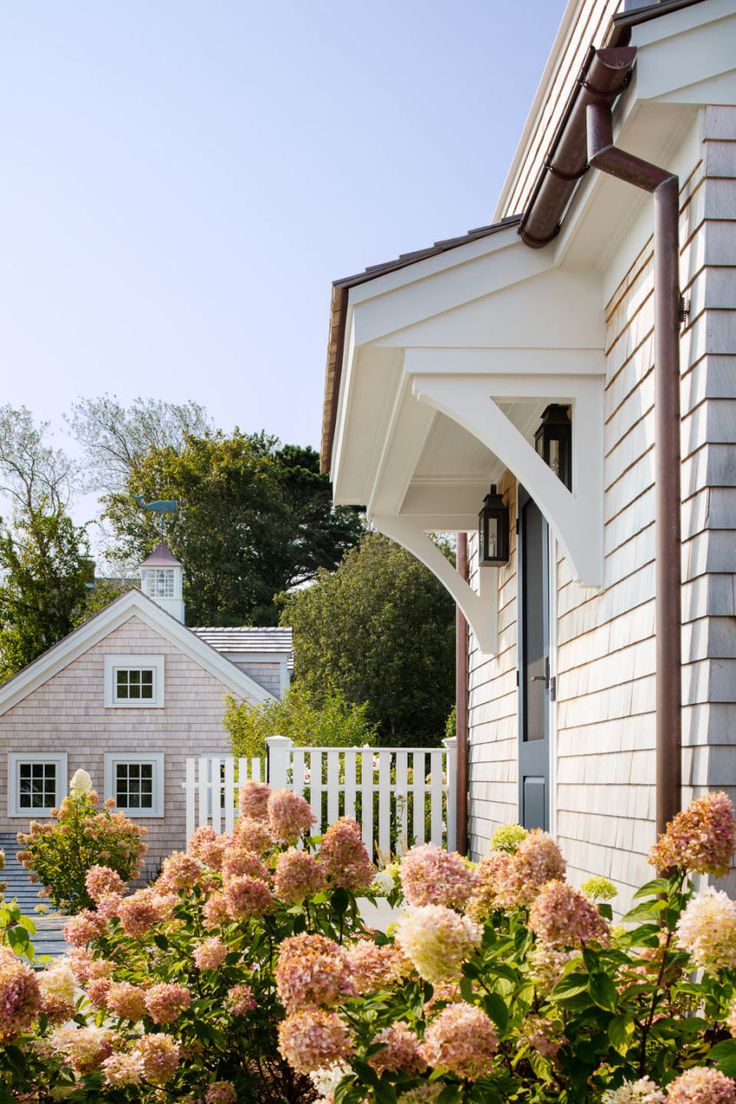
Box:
[194,937,228,971]
[320,817,375,891]
[527,943,576,994]
[106,981,148,1022]
[0,948,40,1041]
[66,949,114,985]
[221,847,270,884]
[205,1081,238,1104]
[226,982,256,1016]
[160,851,204,891]
[276,933,356,1013]
[239,779,271,820]
[345,940,411,994]
[86,977,112,1010]
[395,904,482,985]
[274,848,326,904]
[203,892,230,929]
[116,887,171,937]
[96,892,123,920]
[85,864,126,903]
[650,792,736,877]
[420,1002,498,1081]
[400,844,479,911]
[278,1008,354,1075]
[231,816,273,855]
[188,825,228,869]
[144,982,191,1025]
[63,909,108,947]
[369,1021,425,1075]
[101,1051,144,1087]
[465,850,513,921]
[666,1067,736,1103]
[528,881,610,948]
[223,874,273,921]
[523,1015,566,1060]
[267,788,316,843]
[50,1024,114,1074]
[38,962,76,1024]
[495,829,566,908]
[132,1033,180,1086]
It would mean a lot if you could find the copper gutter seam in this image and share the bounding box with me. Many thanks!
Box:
[455,532,469,855]
[518,47,637,249]
[585,99,682,836]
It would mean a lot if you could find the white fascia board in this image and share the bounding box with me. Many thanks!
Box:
[0,591,274,718]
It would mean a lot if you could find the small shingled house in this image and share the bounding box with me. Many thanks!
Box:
[0,543,292,874]
[320,0,736,907]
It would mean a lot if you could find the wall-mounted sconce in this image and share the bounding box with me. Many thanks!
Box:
[534,404,572,489]
[479,484,510,566]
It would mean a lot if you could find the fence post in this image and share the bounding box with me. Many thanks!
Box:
[266,735,293,790]
[443,737,458,852]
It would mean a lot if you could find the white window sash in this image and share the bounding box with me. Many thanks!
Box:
[7,752,68,818]
[103,753,165,818]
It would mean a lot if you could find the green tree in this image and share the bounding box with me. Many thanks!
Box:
[103,432,363,626]
[280,532,455,746]
[0,505,94,680]
[224,683,377,760]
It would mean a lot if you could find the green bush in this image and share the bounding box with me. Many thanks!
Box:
[224,683,378,761]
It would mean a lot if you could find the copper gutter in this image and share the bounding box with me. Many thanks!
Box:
[518,48,636,248]
[455,532,469,854]
[586,99,682,834]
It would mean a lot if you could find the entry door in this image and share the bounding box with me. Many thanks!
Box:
[518,488,551,831]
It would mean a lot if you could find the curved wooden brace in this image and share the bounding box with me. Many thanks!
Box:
[372,514,498,656]
[411,374,603,587]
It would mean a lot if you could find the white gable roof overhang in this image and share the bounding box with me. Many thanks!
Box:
[328,0,736,657]
[0,589,276,717]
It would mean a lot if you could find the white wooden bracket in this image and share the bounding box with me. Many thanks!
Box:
[407,366,604,588]
[372,513,499,655]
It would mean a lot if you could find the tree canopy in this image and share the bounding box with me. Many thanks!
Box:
[102,431,363,626]
[280,532,455,746]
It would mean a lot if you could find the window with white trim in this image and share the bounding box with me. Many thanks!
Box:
[145,568,175,599]
[7,753,67,818]
[104,753,164,817]
[104,655,165,708]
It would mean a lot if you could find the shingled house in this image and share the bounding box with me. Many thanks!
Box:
[321,0,736,905]
[0,544,292,873]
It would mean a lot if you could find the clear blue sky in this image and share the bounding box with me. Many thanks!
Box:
[1,1,566,463]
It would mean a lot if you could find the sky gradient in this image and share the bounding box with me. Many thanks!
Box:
[1,1,567,497]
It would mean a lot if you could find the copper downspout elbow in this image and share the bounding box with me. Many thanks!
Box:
[586,98,682,835]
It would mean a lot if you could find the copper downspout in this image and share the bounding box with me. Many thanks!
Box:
[455,532,469,854]
[586,100,682,835]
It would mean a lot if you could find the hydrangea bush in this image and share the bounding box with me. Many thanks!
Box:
[4,786,736,1103]
[16,769,147,912]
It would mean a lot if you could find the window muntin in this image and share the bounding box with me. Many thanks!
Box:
[104,655,164,708]
[7,753,67,818]
[115,761,154,810]
[115,668,154,701]
[104,753,164,817]
[18,761,57,809]
[146,568,175,599]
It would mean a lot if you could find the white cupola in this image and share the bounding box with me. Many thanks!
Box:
[139,543,185,623]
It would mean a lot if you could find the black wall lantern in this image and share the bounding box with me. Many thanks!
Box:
[534,404,572,489]
[478,484,510,566]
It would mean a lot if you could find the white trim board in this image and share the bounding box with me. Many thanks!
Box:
[0,589,275,718]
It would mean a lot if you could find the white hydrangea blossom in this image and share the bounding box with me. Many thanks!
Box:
[602,1078,665,1104]
[69,769,93,796]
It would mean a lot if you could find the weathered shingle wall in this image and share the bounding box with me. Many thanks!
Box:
[0,616,241,878]
[468,107,736,902]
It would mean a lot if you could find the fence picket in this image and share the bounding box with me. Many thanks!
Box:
[309,751,323,835]
[361,747,373,855]
[326,751,339,824]
[184,743,455,856]
[430,751,443,845]
[344,750,356,820]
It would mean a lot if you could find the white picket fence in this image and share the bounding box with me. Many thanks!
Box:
[185,736,457,859]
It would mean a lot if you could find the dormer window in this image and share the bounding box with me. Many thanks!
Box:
[145,568,175,600]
